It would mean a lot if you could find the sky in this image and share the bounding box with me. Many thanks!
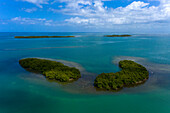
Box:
[0,0,170,33]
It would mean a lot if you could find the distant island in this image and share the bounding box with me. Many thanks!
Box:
[15,36,75,38]
[104,34,132,37]
[94,60,149,90]
[19,58,81,82]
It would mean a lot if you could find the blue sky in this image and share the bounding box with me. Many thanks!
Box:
[0,0,170,33]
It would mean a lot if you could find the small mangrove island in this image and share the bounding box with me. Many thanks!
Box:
[94,60,149,90]
[15,36,75,38]
[19,58,81,82]
[104,34,131,37]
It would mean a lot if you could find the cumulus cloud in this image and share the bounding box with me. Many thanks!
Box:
[51,0,170,27]
[15,0,170,29]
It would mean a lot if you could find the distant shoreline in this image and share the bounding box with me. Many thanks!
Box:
[15,36,75,38]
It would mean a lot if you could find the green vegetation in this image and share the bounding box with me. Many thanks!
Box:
[94,60,149,90]
[104,34,131,37]
[19,58,81,82]
[15,36,75,38]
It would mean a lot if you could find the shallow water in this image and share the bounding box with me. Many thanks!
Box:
[0,32,170,113]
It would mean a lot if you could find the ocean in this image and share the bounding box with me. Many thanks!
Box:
[0,32,170,113]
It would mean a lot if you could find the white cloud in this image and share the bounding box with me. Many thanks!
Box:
[20,0,49,8]
[52,0,170,27]
[10,16,68,26]
[11,17,55,26]
[22,7,37,13]
[125,1,149,10]
[14,0,170,30]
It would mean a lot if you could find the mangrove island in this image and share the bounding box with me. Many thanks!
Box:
[94,60,149,90]
[19,58,81,82]
[15,36,75,38]
[104,34,131,37]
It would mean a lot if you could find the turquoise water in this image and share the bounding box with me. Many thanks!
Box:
[0,32,170,113]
